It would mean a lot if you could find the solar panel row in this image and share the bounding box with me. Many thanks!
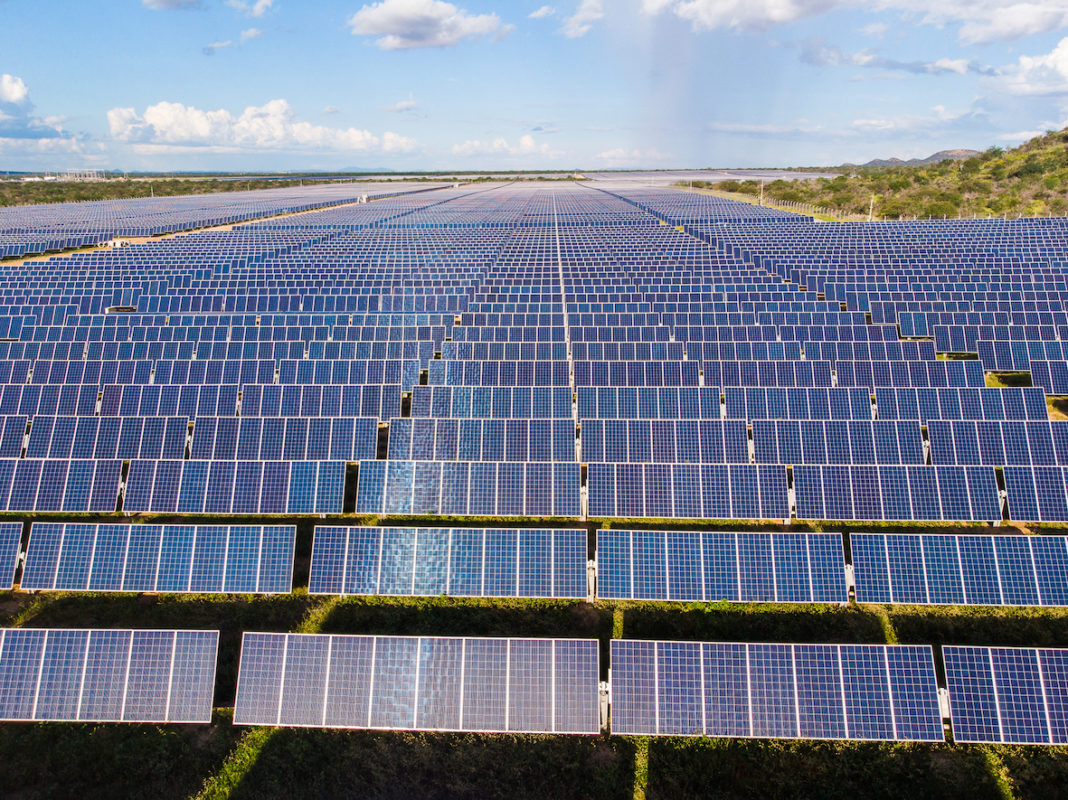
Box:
[0,628,217,723]
[308,527,587,598]
[609,640,943,741]
[233,633,600,733]
[945,646,1068,744]
[355,461,580,517]
[123,460,344,514]
[597,530,846,603]
[387,418,575,462]
[190,416,378,461]
[21,524,295,594]
[410,385,573,419]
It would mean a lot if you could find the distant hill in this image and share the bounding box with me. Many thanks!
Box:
[846,149,982,168]
[687,128,1068,220]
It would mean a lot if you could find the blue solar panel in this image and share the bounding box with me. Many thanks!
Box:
[234,633,600,733]
[597,530,845,603]
[308,526,587,598]
[21,524,295,594]
[945,646,1068,744]
[852,533,1068,607]
[610,640,942,740]
[0,628,217,723]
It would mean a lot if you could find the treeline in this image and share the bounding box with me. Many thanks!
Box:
[0,177,342,207]
[695,128,1068,220]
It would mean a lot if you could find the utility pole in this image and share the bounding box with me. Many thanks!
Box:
[868,193,875,222]
[759,180,764,206]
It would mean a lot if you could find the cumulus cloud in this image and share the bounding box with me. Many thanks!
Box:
[529,5,555,18]
[226,0,273,16]
[643,0,1068,43]
[107,98,418,153]
[0,74,75,142]
[323,105,341,114]
[561,0,602,36]
[997,36,1068,94]
[0,75,29,105]
[349,0,510,49]
[240,27,264,41]
[452,134,561,157]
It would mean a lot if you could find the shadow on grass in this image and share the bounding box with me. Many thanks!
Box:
[0,709,241,800]
[230,729,635,800]
[643,738,1003,800]
[617,602,888,644]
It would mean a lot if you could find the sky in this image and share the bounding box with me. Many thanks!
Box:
[4,0,1068,171]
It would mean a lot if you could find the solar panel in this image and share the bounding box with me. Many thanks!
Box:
[609,640,942,741]
[586,463,788,520]
[0,522,20,590]
[356,461,580,518]
[853,532,1068,607]
[308,527,587,598]
[233,633,600,733]
[21,524,295,593]
[944,646,1068,744]
[597,530,846,603]
[0,628,217,723]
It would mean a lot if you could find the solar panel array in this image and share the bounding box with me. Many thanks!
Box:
[853,533,1068,606]
[0,628,217,723]
[233,633,600,733]
[944,646,1068,744]
[609,640,943,741]
[597,530,846,603]
[309,526,587,598]
[8,180,1068,744]
[21,523,295,594]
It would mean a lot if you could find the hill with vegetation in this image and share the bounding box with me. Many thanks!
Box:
[689,128,1068,220]
[0,177,349,208]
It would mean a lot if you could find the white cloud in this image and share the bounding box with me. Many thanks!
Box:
[0,75,80,145]
[644,0,1068,43]
[797,38,992,76]
[861,21,888,36]
[142,0,199,8]
[203,40,233,55]
[349,0,509,49]
[529,5,555,18]
[323,105,341,114]
[226,0,273,16]
[107,98,418,153]
[561,0,602,37]
[0,75,29,105]
[240,27,264,41]
[997,36,1068,94]
[452,134,561,157]
[595,146,670,165]
[385,93,417,112]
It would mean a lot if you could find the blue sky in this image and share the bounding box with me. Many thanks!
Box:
[3,0,1068,171]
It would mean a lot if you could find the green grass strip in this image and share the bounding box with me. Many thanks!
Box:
[871,605,899,644]
[191,595,341,800]
[612,607,625,640]
[7,593,55,628]
[632,737,649,800]
[981,747,1016,800]
[191,725,276,800]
